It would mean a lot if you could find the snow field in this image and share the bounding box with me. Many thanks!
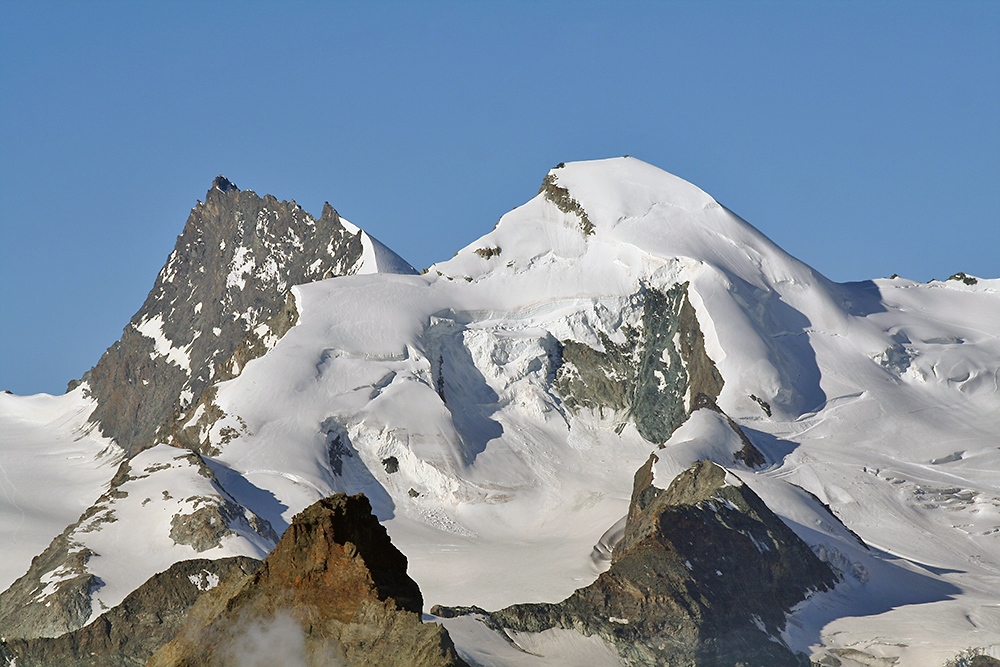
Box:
[0,387,123,592]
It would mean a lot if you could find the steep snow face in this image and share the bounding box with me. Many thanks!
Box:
[340,216,417,275]
[0,387,122,593]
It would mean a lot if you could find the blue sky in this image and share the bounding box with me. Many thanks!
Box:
[1,1,998,396]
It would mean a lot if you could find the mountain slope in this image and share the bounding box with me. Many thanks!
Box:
[79,175,415,457]
[0,444,277,639]
[0,390,122,594]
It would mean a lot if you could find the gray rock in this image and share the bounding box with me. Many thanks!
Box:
[438,458,836,666]
[79,179,415,458]
[554,282,724,444]
[0,557,260,667]
[0,532,100,641]
[539,172,594,235]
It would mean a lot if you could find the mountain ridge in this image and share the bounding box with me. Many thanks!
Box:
[77,176,415,457]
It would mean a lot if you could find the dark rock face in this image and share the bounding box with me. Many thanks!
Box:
[555,282,724,443]
[439,459,836,667]
[947,271,978,285]
[80,178,414,457]
[0,557,260,667]
[0,532,99,641]
[147,494,467,667]
[540,171,594,235]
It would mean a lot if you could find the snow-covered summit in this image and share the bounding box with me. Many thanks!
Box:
[439,156,827,291]
[431,157,851,422]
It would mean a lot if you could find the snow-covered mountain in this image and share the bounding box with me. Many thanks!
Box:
[1,158,998,666]
[79,175,415,458]
[0,176,414,630]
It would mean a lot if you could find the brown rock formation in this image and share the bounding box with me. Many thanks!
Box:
[0,557,261,667]
[147,494,466,667]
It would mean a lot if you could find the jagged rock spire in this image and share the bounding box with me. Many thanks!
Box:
[79,178,412,457]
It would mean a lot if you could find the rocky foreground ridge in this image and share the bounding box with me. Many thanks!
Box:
[2,495,465,667]
[0,557,261,667]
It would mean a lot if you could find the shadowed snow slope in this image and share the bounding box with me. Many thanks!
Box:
[0,389,122,593]
[2,158,998,666]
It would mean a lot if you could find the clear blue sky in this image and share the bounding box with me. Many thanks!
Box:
[2,1,998,396]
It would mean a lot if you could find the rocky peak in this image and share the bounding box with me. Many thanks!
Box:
[262,494,424,616]
[211,175,236,192]
[79,178,413,457]
[440,457,837,666]
[147,494,467,667]
[320,201,339,221]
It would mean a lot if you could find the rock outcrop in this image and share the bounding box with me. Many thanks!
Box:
[0,447,276,640]
[437,458,836,666]
[79,177,414,457]
[554,282,724,443]
[147,494,467,667]
[0,557,260,667]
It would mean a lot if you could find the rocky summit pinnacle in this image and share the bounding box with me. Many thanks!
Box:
[78,177,414,457]
[147,494,467,667]
[212,175,236,192]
